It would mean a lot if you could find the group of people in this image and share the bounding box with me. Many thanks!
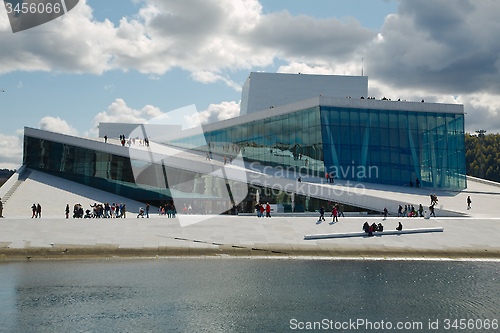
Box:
[363,221,385,236]
[67,202,127,219]
[363,221,403,237]
[115,134,150,147]
[255,202,272,218]
[318,204,344,223]
[31,203,42,218]
[430,193,439,205]
[137,203,150,218]
[158,203,177,218]
[325,172,334,184]
[397,204,425,218]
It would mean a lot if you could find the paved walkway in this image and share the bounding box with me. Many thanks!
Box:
[1,215,499,260]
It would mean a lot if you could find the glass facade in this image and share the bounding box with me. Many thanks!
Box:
[23,135,343,213]
[320,106,466,188]
[22,136,249,211]
[173,107,325,177]
[172,105,466,189]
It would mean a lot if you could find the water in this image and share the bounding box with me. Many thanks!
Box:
[0,259,498,332]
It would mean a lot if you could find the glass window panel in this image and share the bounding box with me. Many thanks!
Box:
[329,108,339,125]
[339,146,351,164]
[340,110,349,125]
[379,111,389,128]
[340,126,351,145]
[359,111,368,126]
[399,129,408,148]
[369,110,379,128]
[349,127,361,145]
[427,114,437,131]
[388,112,398,129]
[380,147,391,163]
[370,127,380,147]
[380,130,390,147]
[418,115,427,132]
[399,113,407,129]
[350,145,362,164]
[389,130,399,147]
[350,110,359,127]
[369,145,381,164]
[408,114,418,130]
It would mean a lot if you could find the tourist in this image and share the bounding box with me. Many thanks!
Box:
[418,204,424,217]
[338,203,344,217]
[398,205,403,217]
[467,196,472,210]
[146,203,150,218]
[137,207,145,218]
[265,202,271,218]
[0,198,3,218]
[31,203,37,218]
[318,206,325,222]
[410,205,416,217]
[363,221,369,233]
[415,178,420,188]
[383,207,388,219]
[396,222,403,231]
[377,223,384,232]
[171,204,176,218]
[368,223,375,236]
[331,205,338,223]
[122,204,126,218]
[65,204,69,219]
[104,135,107,143]
[255,203,261,218]
[36,203,42,218]
[260,204,265,218]
[166,203,172,218]
[429,204,436,217]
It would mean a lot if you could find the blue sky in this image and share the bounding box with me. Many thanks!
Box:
[1,0,499,169]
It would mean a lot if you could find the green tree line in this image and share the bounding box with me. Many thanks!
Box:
[465,133,500,182]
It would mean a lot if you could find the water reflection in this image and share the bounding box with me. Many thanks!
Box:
[0,259,498,332]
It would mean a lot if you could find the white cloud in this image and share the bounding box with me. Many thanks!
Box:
[0,0,374,83]
[87,98,167,137]
[0,134,23,169]
[185,101,240,128]
[38,117,79,136]
[190,71,242,91]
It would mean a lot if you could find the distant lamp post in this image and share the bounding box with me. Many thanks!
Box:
[475,129,487,138]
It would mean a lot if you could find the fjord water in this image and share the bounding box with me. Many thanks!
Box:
[0,259,498,332]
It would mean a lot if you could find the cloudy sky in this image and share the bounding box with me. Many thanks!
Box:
[0,0,499,169]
